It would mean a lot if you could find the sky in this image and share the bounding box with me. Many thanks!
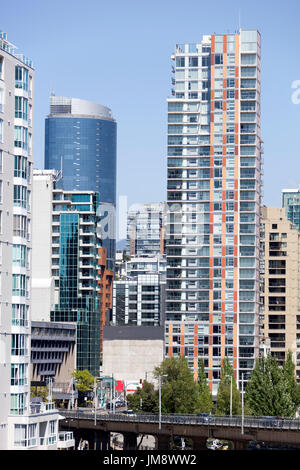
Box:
[2,0,300,219]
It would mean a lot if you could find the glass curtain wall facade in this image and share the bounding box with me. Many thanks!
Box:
[44,97,117,271]
[282,189,300,231]
[166,30,262,393]
[127,203,166,256]
[50,191,101,376]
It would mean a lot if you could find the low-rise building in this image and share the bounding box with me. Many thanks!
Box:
[102,326,164,385]
[31,321,77,407]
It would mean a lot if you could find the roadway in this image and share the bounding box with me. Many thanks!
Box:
[59,410,300,450]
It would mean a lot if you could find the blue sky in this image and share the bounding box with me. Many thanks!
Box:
[2,0,300,212]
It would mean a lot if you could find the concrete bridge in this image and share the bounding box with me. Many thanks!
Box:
[59,410,300,450]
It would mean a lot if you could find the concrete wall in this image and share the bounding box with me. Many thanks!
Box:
[102,327,164,384]
[31,170,56,321]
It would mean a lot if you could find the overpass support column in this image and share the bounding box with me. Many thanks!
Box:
[231,440,248,450]
[123,432,137,450]
[191,437,208,450]
[94,431,110,450]
[156,434,170,450]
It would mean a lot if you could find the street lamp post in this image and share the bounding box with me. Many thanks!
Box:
[112,374,116,414]
[241,373,244,435]
[225,374,233,417]
[94,377,97,426]
[230,375,233,417]
[158,374,167,430]
[158,375,162,430]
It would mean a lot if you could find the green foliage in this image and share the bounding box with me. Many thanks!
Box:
[72,369,94,393]
[154,356,202,414]
[30,386,49,402]
[216,357,241,416]
[197,359,214,413]
[127,381,158,413]
[245,353,298,418]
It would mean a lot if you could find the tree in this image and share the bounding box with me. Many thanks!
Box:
[72,369,94,393]
[31,386,49,402]
[282,351,300,408]
[245,353,297,417]
[154,356,202,414]
[197,359,214,413]
[216,357,241,415]
[127,381,158,413]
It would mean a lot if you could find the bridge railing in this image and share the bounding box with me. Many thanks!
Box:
[60,410,300,431]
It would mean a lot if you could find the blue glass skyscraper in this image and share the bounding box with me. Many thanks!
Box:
[44,96,117,269]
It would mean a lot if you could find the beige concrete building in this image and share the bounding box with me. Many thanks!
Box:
[260,206,300,379]
[102,326,164,387]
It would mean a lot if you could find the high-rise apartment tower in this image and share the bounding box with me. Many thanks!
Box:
[166,30,262,393]
[0,30,65,450]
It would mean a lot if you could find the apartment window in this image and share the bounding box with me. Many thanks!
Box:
[0,88,3,113]
[14,155,27,179]
[11,333,27,356]
[0,119,3,142]
[13,185,27,208]
[215,54,223,65]
[189,57,198,67]
[12,274,27,297]
[13,214,27,238]
[12,304,28,327]
[176,57,185,67]
[15,66,29,91]
[11,363,27,386]
[14,126,28,149]
[15,96,28,120]
[14,424,27,447]
[10,393,26,415]
[12,244,27,267]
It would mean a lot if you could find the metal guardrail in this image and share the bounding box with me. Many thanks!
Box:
[60,410,300,431]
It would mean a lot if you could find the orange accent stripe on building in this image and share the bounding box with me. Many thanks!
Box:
[211,35,215,53]
[223,34,227,53]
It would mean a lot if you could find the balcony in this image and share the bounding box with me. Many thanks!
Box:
[30,401,56,415]
[58,431,75,450]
